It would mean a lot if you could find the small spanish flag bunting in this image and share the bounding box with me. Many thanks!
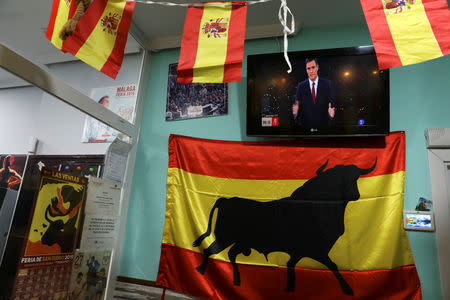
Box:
[360,0,450,69]
[177,2,247,83]
[46,0,77,50]
[46,0,135,79]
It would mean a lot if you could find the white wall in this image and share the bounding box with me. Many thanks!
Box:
[0,53,142,155]
[0,86,42,153]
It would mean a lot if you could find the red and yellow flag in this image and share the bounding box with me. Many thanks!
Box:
[177,2,247,83]
[46,0,135,79]
[157,132,422,300]
[360,0,450,69]
[46,0,77,50]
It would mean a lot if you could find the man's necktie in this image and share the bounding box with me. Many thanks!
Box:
[312,82,316,104]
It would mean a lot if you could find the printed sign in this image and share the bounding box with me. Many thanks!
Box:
[82,84,137,143]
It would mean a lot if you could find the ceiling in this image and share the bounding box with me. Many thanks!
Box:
[0,0,368,87]
[132,0,367,50]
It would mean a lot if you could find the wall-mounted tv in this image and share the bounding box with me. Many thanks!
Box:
[247,46,390,137]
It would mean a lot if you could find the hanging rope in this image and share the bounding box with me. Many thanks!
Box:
[132,0,273,6]
[60,0,92,40]
[278,0,295,73]
[160,287,166,300]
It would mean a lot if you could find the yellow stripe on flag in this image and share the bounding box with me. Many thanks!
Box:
[75,0,126,71]
[385,0,442,65]
[193,3,233,82]
[52,0,72,49]
[163,168,413,270]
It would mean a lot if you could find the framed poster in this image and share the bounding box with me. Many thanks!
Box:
[0,153,26,215]
[81,84,137,143]
[0,154,26,209]
[68,249,112,300]
[0,154,26,191]
[0,154,27,266]
[0,155,104,298]
[23,169,87,256]
[11,169,88,300]
[166,63,228,121]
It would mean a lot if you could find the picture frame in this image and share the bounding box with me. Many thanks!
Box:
[165,63,228,121]
[403,210,435,231]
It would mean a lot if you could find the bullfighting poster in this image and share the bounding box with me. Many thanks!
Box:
[11,169,87,300]
[68,249,112,300]
[0,154,27,265]
[0,154,26,207]
[157,132,422,299]
[81,84,137,143]
[166,63,228,121]
[0,154,26,189]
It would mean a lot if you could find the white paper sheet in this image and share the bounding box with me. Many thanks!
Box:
[80,215,119,250]
[86,177,122,216]
[103,138,132,183]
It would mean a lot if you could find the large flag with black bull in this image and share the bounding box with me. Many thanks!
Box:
[360,0,450,69]
[157,132,422,299]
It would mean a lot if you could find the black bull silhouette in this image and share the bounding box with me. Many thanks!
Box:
[193,159,377,296]
[41,185,83,253]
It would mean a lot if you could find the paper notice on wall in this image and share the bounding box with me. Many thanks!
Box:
[80,215,118,250]
[86,177,122,216]
[103,138,132,183]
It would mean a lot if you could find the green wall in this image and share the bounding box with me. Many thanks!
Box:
[120,25,450,300]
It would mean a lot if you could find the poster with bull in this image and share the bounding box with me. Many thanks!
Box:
[11,169,87,300]
[157,132,422,299]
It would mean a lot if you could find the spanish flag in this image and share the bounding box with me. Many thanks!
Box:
[46,0,135,79]
[157,133,422,299]
[177,2,247,83]
[360,0,450,69]
[46,0,77,50]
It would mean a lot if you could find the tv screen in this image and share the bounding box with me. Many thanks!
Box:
[247,46,390,137]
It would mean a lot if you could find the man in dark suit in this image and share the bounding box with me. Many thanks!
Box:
[292,58,336,128]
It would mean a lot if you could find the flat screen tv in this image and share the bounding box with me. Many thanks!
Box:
[247,46,390,137]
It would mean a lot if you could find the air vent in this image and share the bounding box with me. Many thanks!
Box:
[425,128,450,149]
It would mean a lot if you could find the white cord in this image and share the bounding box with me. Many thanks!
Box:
[132,0,273,7]
[278,0,295,73]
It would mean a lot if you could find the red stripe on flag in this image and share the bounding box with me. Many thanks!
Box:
[157,244,422,300]
[68,0,77,19]
[46,0,61,41]
[359,0,402,69]
[100,1,136,79]
[223,2,247,82]
[168,132,405,180]
[177,5,204,83]
[61,0,108,54]
[422,0,450,56]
